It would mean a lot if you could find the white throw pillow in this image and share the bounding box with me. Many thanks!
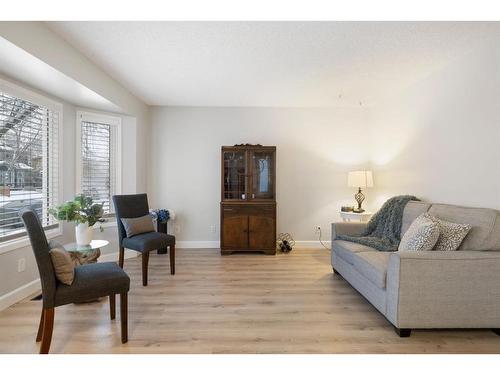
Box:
[398,213,440,251]
[425,214,472,251]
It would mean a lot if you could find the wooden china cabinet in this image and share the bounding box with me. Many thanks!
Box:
[220,145,276,255]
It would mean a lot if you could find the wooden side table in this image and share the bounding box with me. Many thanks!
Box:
[340,211,373,222]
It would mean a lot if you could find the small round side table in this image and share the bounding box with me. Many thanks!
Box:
[64,240,109,266]
[340,211,373,222]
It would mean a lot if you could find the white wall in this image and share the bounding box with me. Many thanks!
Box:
[149,107,371,246]
[369,43,500,210]
[148,43,500,247]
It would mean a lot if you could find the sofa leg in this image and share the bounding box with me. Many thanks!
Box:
[394,327,412,337]
[492,329,500,336]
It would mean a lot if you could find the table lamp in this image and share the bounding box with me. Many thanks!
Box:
[348,170,373,213]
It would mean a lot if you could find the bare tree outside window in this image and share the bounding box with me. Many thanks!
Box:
[0,92,59,241]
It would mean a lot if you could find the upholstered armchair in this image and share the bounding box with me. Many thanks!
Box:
[20,209,130,354]
[113,194,176,286]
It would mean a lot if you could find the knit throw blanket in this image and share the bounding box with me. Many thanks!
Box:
[337,195,419,251]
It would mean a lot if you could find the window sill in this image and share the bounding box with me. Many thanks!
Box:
[96,221,117,229]
[0,227,63,255]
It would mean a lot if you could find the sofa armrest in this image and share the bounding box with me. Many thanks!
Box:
[386,250,500,328]
[331,222,367,241]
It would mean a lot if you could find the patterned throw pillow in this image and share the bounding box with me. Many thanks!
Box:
[425,213,472,251]
[398,213,440,251]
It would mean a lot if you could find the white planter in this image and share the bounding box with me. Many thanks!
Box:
[75,222,93,246]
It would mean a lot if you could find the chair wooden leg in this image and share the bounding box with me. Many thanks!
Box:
[39,308,54,354]
[120,293,128,344]
[169,244,175,275]
[118,246,125,268]
[109,294,116,320]
[36,308,45,342]
[142,251,150,286]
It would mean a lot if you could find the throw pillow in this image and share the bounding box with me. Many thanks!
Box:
[426,214,472,251]
[121,214,155,237]
[398,213,440,251]
[49,247,75,285]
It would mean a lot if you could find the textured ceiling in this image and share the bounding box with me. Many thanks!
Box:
[46,21,500,107]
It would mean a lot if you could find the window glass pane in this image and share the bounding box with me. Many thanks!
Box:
[0,92,59,241]
[80,119,117,213]
[251,151,274,199]
[223,150,246,200]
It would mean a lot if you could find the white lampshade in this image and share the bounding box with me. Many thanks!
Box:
[348,170,374,188]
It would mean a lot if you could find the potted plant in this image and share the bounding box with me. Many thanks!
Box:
[50,195,105,245]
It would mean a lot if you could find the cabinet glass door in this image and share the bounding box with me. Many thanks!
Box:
[251,151,274,200]
[223,150,247,200]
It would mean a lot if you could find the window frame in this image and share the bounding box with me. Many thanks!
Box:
[0,77,63,254]
[75,110,122,219]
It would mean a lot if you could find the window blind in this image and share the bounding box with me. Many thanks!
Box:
[79,117,118,214]
[0,91,59,242]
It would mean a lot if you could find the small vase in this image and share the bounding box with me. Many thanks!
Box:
[75,222,93,246]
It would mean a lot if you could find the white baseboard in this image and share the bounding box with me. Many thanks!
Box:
[0,278,41,311]
[0,250,138,312]
[294,241,331,249]
[174,240,330,250]
[176,241,220,249]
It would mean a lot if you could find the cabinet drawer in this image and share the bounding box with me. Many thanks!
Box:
[222,204,275,216]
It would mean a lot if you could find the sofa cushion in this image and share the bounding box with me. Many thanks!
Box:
[332,240,377,265]
[351,252,392,289]
[401,201,431,237]
[428,204,497,251]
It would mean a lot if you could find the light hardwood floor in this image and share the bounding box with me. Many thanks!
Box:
[0,248,499,354]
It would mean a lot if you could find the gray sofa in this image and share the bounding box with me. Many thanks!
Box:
[331,201,500,337]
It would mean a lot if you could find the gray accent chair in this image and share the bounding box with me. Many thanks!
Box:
[331,201,500,337]
[20,209,130,354]
[113,193,176,286]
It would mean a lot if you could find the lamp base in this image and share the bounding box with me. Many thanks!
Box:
[354,187,365,213]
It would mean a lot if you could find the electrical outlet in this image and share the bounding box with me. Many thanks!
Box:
[18,258,26,273]
[210,224,216,234]
[174,224,181,234]
[315,225,321,234]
